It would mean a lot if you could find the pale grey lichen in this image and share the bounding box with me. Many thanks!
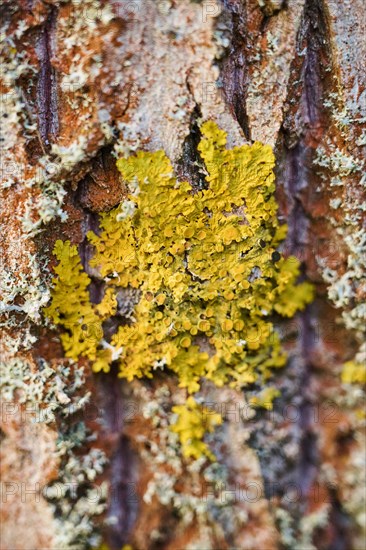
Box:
[315,83,366,399]
[313,82,366,547]
[275,504,330,550]
[315,144,364,179]
[0,357,108,549]
[0,252,50,323]
[323,91,366,130]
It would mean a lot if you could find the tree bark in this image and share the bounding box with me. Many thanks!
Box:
[1,1,365,549]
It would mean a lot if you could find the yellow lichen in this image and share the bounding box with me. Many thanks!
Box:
[341,361,366,385]
[44,240,116,372]
[45,121,314,459]
[171,397,222,460]
[249,386,281,410]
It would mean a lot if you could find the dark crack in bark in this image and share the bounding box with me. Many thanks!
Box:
[176,103,207,191]
[36,5,59,146]
[97,375,140,550]
[219,0,253,141]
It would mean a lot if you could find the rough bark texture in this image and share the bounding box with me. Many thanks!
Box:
[0,1,365,549]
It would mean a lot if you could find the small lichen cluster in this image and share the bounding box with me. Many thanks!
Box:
[171,397,222,460]
[341,344,366,385]
[139,383,247,538]
[45,121,313,457]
